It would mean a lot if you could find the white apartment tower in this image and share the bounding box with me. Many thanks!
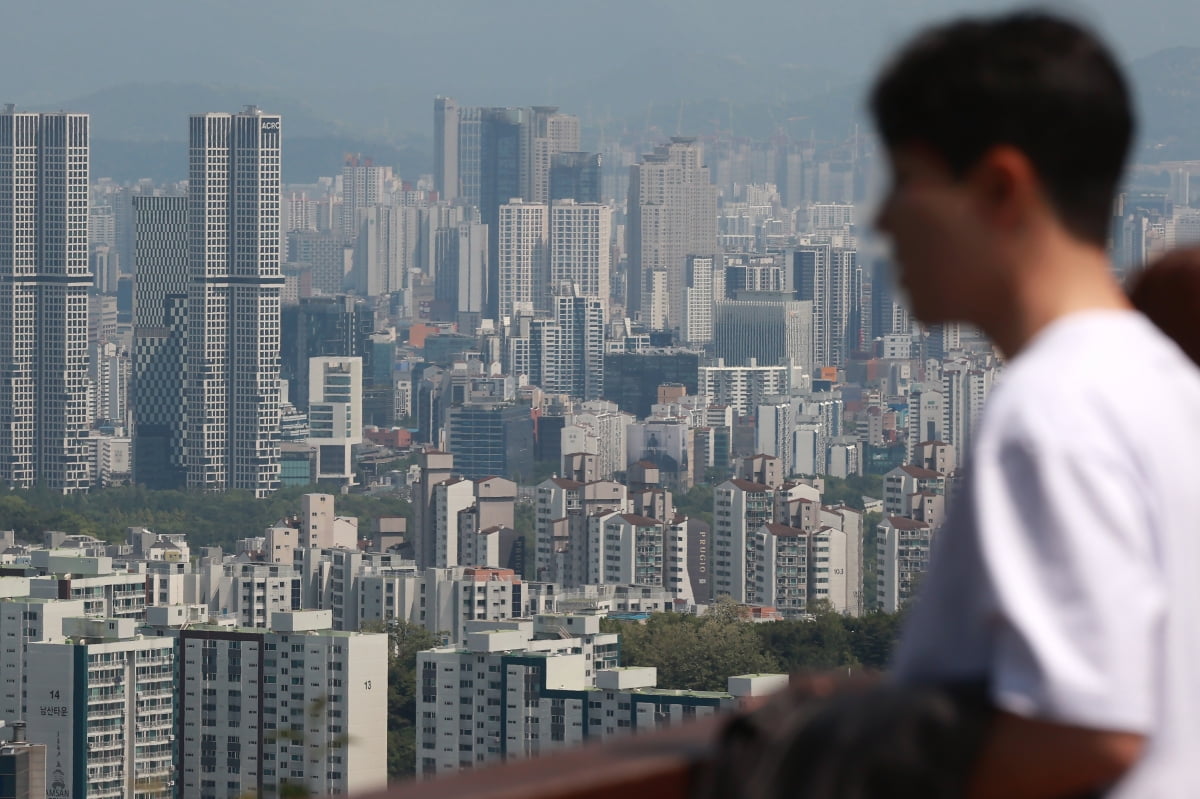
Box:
[711,478,774,603]
[187,107,283,497]
[549,200,611,307]
[0,107,92,492]
[177,611,387,799]
[340,155,390,238]
[25,618,175,799]
[877,515,933,612]
[682,255,716,346]
[0,597,88,722]
[524,108,580,204]
[351,205,405,297]
[544,286,605,401]
[790,244,858,369]
[626,137,718,332]
[497,200,547,318]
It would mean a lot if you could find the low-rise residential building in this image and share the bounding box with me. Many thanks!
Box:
[415,614,784,778]
[876,515,934,612]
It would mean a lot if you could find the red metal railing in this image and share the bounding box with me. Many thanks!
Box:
[361,714,723,799]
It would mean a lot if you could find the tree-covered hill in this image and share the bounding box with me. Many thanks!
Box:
[0,485,411,550]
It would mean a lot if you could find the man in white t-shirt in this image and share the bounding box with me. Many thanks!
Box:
[870,12,1200,798]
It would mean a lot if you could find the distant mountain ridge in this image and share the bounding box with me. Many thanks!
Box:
[32,83,335,140]
[35,45,1200,183]
[1130,46,1200,159]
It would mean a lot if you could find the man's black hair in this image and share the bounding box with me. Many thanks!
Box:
[870,11,1134,246]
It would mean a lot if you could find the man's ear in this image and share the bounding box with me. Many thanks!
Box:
[967,145,1041,231]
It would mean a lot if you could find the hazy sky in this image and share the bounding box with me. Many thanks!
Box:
[2,0,1197,134]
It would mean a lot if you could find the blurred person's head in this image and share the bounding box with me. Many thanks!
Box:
[1129,249,1200,368]
[870,12,1134,329]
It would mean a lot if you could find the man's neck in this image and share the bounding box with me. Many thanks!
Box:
[979,238,1131,359]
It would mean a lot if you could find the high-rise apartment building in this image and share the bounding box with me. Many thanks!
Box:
[699,362,798,418]
[0,598,88,722]
[711,478,775,603]
[416,617,780,777]
[452,103,581,318]
[287,230,352,296]
[549,200,611,307]
[524,107,580,204]
[431,221,487,333]
[85,341,129,427]
[339,154,390,238]
[497,200,547,317]
[350,205,404,297]
[186,107,283,497]
[176,611,387,799]
[876,515,933,612]
[681,255,717,347]
[25,619,175,799]
[790,244,859,369]
[545,287,604,401]
[626,137,718,332]
[0,107,92,492]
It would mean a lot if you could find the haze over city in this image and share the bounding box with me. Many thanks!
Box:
[0,2,1197,798]
[4,0,1200,181]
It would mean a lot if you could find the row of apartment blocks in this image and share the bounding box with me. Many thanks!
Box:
[403,443,949,620]
[0,537,677,655]
[0,577,736,798]
[0,607,385,799]
[710,455,864,616]
[415,614,787,778]
[698,449,961,616]
[875,448,954,612]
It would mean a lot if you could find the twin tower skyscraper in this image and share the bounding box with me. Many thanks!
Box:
[0,104,283,496]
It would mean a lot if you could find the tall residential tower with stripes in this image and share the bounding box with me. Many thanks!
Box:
[0,106,92,492]
[187,107,283,497]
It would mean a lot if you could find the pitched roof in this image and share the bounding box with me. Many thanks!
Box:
[618,514,662,527]
[886,515,931,530]
[899,464,942,479]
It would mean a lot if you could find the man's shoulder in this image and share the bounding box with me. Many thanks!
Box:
[981,310,1200,455]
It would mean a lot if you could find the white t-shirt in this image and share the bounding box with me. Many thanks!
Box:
[891,310,1200,798]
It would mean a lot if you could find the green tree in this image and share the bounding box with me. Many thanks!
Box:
[817,474,883,511]
[842,609,905,670]
[674,483,714,528]
[380,620,442,781]
[0,485,411,551]
[604,599,779,690]
[754,601,856,672]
